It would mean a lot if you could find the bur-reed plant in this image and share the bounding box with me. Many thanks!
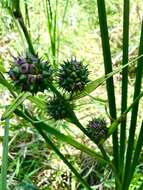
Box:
[0,0,143,189]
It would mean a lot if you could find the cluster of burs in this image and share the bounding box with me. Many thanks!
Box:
[9,52,108,143]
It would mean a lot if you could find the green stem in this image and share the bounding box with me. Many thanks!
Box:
[122,20,143,190]
[0,118,10,190]
[127,121,143,188]
[96,0,118,171]
[24,0,30,29]
[30,127,93,190]
[12,9,35,55]
[120,0,130,179]
[98,145,121,188]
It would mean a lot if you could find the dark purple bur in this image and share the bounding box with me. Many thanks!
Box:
[8,70,16,80]
[15,57,26,65]
[29,64,37,74]
[28,74,36,83]
[20,64,29,74]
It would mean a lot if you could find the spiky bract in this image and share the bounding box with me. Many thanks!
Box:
[58,58,89,93]
[47,96,73,120]
[87,118,108,144]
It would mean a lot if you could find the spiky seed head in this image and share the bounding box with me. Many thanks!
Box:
[87,118,108,144]
[47,96,73,120]
[58,57,89,93]
[8,53,53,94]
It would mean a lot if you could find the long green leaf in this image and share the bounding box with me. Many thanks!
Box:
[2,92,30,120]
[73,55,141,100]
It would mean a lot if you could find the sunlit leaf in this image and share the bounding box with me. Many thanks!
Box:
[28,96,46,110]
[73,55,141,100]
[2,92,30,120]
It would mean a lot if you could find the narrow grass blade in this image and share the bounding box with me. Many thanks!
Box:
[36,128,93,190]
[24,0,30,28]
[120,0,130,178]
[2,92,30,120]
[96,0,118,170]
[0,118,10,190]
[44,0,58,68]
[122,20,143,190]
[28,96,46,110]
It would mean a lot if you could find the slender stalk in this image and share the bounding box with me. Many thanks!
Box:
[122,20,143,190]
[29,127,93,190]
[0,118,10,190]
[52,0,58,66]
[98,145,121,188]
[14,10,35,55]
[127,121,143,188]
[96,0,118,171]
[120,0,130,179]
[47,0,53,21]
[24,0,30,28]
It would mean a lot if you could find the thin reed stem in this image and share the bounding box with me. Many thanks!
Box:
[128,121,143,188]
[122,20,143,190]
[96,0,118,172]
[13,10,35,55]
[120,0,130,179]
[24,0,30,28]
[0,118,10,190]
